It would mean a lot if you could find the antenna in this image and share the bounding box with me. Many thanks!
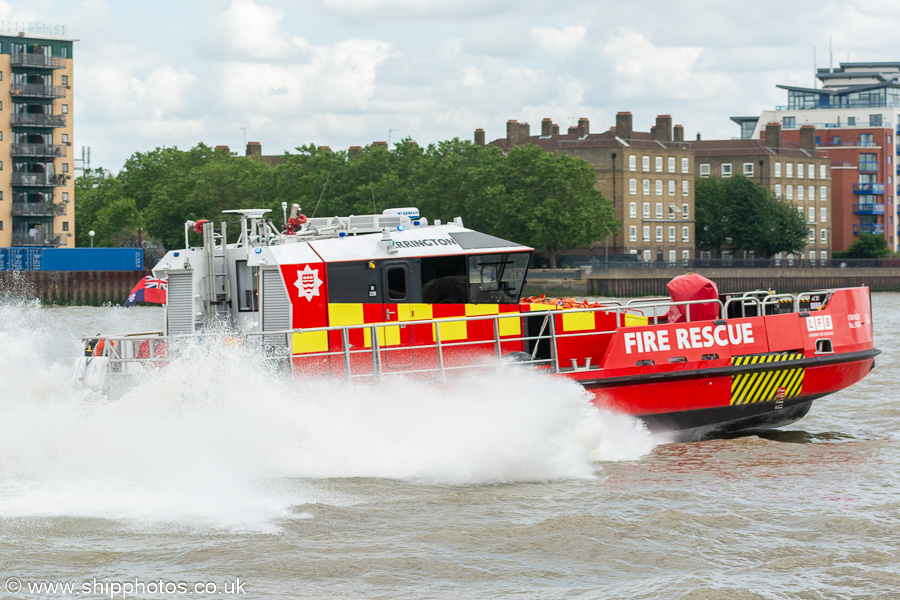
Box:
[829,36,833,72]
[388,129,396,145]
[813,47,817,88]
[240,126,248,147]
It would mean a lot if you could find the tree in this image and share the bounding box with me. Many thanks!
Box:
[694,174,807,257]
[837,232,891,258]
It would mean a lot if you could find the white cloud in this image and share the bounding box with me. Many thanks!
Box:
[199,0,293,60]
[601,28,730,101]
[532,25,586,60]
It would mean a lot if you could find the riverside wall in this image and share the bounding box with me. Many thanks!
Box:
[527,267,900,298]
[0,270,152,305]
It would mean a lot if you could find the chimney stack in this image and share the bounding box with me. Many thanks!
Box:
[799,125,816,153]
[765,122,782,153]
[655,115,673,143]
[673,124,684,142]
[215,145,230,154]
[578,117,590,137]
[507,120,521,145]
[349,146,362,158]
[246,142,261,157]
[474,128,485,147]
[551,123,559,136]
[616,112,633,141]
[542,118,552,137]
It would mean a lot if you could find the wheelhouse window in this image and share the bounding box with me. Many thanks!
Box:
[421,255,467,304]
[385,265,408,301]
[467,253,529,304]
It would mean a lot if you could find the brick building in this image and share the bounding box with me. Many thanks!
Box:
[480,112,696,265]
[687,123,832,263]
[0,23,76,248]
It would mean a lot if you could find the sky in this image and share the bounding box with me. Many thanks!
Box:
[5,0,900,172]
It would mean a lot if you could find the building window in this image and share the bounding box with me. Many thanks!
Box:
[668,226,675,242]
[809,164,815,180]
[0,221,3,231]
[682,203,689,219]
[629,179,637,195]
[808,228,815,243]
[629,202,637,218]
[820,207,827,223]
[743,163,754,176]
[860,133,874,146]
[700,164,710,178]
[820,164,827,179]
[668,180,675,196]
[820,186,826,200]
[798,186,804,201]
[846,117,855,126]
[774,162,782,177]
[808,185,814,201]
[63,222,69,231]
[722,163,732,177]
[821,250,828,261]
[63,192,69,202]
[775,184,782,197]
[668,250,676,263]
[655,156,663,172]
[869,115,883,127]
[642,180,650,195]
[629,226,637,242]
[62,134,69,143]
[62,46,68,58]
[682,250,690,263]
[681,157,689,173]
[797,163,804,179]
[642,226,650,242]
[783,116,796,128]
[656,226,663,242]
[786,185,793,200]
[655,180,663,196]
[786,163,793,178]
[655,203,663,219]
[62,75,68,85]
[643,249,651,262]
[682,181,689,196]
[820,229,828,243]
[668,157,675,173]
[809,250,816,263]
[808,207,815,222]
[681,226,689,242]
[62,104,69,114]
[643,202,650,218]
[643,156,650,171]
[62,163,69,173]
[629,155,636,171]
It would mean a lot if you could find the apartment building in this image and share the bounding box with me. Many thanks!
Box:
[740,61,900,252]
[688,123,832,263]
[0,23,75,248]
[479,112,696,264]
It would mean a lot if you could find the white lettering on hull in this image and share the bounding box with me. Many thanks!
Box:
[623,322,754,355]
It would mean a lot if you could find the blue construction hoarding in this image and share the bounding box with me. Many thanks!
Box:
[0,248,144,271]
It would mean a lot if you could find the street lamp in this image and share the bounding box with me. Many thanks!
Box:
[89,230,95,248]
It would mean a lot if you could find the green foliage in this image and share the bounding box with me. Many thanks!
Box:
[694,174,807,257]
[74,140,617,266]
[834,233,891,258]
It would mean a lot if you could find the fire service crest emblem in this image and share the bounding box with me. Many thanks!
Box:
[294,265,323,302]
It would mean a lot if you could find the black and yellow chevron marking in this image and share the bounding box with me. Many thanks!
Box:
[730,353,804,406]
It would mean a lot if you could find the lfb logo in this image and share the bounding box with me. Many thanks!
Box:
[805,314,833,332]
[294,264,323,302]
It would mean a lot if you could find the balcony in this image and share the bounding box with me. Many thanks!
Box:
[10,53,66,69]
[853,224,886,235]
[10,113,66,128]
[853,183,885,194]
[10,144,66,158]
[854,203,886,215]
[10,232,62,247]
[10,84,67,99]
[858,161,880,172]
[11,202,65,217]
[12,173,67,187]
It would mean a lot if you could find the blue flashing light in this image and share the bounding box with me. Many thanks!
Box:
[173,252,180,257]
[397,224,405,231]
[413,220,420,226]
[255,247,263,254]
[339,231,347,237]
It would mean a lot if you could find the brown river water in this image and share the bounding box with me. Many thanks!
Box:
[0,293,897,599]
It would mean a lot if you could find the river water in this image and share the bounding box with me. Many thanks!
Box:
[0,294,897,599]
